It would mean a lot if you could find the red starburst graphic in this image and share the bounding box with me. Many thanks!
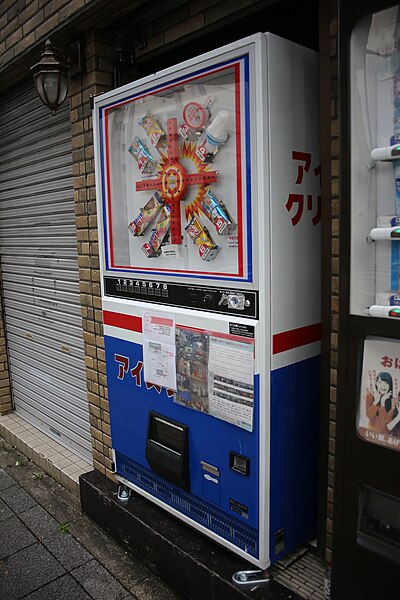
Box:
[135,118,218,244]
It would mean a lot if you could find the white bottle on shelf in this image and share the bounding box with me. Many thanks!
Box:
[198,110,230,159]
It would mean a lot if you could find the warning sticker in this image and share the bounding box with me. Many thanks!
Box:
[229,323,255,338]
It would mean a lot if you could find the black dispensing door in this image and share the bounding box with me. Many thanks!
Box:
[335,2,400,598]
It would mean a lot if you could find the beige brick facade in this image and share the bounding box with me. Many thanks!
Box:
[318,0,339,563]
[327,9,338,564]
[68,28,114,477]
[0,0,82,67]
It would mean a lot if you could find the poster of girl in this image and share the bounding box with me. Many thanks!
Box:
[357,338,400,452]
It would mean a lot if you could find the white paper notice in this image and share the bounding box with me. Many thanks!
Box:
[142,310,177,391]
[208,336,254,431]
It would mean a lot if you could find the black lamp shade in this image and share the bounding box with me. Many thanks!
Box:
[31,40,69,115]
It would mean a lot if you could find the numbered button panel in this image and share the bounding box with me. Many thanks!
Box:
[114,278,169,298]
[105,277,258,318]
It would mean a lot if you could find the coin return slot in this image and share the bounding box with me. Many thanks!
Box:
[230,451,250,476]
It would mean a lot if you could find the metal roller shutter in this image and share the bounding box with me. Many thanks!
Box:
[0,80,92,462]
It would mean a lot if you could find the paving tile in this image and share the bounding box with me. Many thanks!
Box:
[43,531,93,570]
[54,457,73,469]
[0,496,13,522]
[0,542,66,600]
[19,505,60,540]
[24,573,92,600]
[10,426,27,434]
[0,484,38,514]
[71,559,129,600]
[0,516,36,559]
[0,467,15,491]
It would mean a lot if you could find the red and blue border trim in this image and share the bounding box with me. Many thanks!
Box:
[98,54,252,283]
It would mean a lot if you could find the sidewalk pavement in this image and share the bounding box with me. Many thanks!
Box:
[0,436,181,600]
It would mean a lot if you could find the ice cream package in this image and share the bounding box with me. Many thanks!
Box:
[185,215,220,261]
[128,137,156,174]
[128,192,163,237]
[200,189,236,235]
[142,205,171,258]
[139,111,165,148]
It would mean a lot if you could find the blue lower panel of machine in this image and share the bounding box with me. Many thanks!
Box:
[116,451,259,557]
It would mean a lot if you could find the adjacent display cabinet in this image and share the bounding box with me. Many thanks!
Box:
[335,2,400,598]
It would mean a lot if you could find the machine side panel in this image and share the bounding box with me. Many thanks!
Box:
[267,34,321,361]
[269,354,320,563]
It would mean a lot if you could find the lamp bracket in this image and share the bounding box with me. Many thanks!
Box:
[112,28,147,72]
[68,39,86,79]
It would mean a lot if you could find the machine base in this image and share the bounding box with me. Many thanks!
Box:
[79,470,302,600]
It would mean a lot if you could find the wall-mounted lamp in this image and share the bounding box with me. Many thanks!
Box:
[31,39,69,115]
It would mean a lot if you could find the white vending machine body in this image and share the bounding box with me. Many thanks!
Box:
[94,33,320,569]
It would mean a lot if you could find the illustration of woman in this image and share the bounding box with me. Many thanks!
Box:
[365,371,395,433]
[387,391,400,437]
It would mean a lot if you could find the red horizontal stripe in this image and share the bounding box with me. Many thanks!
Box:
[103,311,142,333]
[103,311,320,354]
[273,323,321,355]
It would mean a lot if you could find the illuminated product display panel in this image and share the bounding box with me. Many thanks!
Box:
[98,55,252,285]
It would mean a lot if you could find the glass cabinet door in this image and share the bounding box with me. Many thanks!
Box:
[351,5,400,318]
[97,53,253,285]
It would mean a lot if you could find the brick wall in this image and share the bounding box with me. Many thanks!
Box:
[0,0,279,74]
[322,0,339,563]
[0,0,87,68]
[68,29,114,476]
[134,0,237,60]
[326,8,339,564]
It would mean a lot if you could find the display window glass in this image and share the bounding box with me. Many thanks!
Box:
[97,54,253,283]
[350,5,400,318]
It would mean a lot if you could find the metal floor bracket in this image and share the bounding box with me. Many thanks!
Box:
[232,569,271,589]
[117,483,131,502]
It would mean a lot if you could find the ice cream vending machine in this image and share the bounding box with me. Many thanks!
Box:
[94,33,321,569]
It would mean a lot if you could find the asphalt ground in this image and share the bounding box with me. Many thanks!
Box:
[0,436,181,600]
